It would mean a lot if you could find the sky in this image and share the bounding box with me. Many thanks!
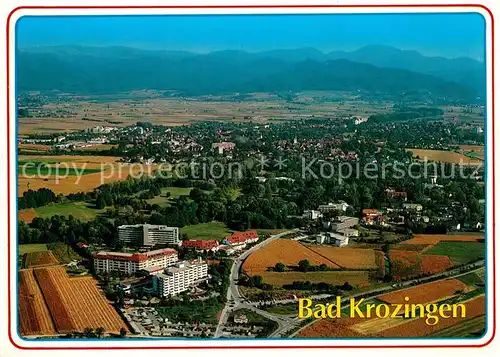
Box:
[16,13,486,60]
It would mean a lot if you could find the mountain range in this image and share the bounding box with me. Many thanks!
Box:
[17,45,485,101]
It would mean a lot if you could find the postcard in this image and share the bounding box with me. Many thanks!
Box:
[1,1,496,356]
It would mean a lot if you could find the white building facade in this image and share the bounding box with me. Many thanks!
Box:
[118,224,180,246]
[153,260,209,297]
[93,248,178,275]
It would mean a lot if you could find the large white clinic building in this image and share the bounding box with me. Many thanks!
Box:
[118,224,179,246]
[153,259,209,297]
[93,248,179,275]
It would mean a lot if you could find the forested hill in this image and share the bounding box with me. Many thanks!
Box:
[17,46,480,101]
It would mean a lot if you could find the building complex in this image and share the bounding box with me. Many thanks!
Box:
[153,259,209,297]
[93,248,178,275]
[118,224,179,246]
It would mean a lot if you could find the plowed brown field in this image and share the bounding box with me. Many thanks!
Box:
[19,266,127,336]
[377,279,468,304]
[401,235,483,245]
[389,250,453,280]
[24,251,59,268]
[18,270,56,336]
[307,246,379,269]
[242,239,340,274]
[378,295,485,337]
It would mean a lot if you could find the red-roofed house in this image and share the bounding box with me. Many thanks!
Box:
[223,230,259,246]
[361,209,386,226]
[181,239,220,252]
[93,248,178,274]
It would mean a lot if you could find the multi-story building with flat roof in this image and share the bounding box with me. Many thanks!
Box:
[93,248,178,275]
[318,202,349,213]
[153,259,209,297]
[118,224,179,246]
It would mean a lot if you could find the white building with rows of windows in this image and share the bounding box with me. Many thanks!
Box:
[153,259,209,297]
[93,248,178,275]
[118,224,179,246]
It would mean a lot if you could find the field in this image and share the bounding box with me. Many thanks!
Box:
[430,315,485,337]
[19,201,105,223]
[23,251,59,269]
[388,250,453,280]
[457,269,485,287]
[297,295,485,338]
[260,271,371,287]
[18,155,151,195]
[18,93,394,135]
[180,221,234,240]
[401,234,483,245]
[458,145,485,161]
[297,316,366,338]
[423,241,485,265]
[389,243,431,252]
[146,186,193,207]
[242,239,340,275]
[377,279,468,304]
[18,143,52,152]
[306,246,379,269]
[19,243,48,255]
[377,295,485,337]
[18,208,38,223]
[407,149,483,165]
[19,270,57,336]
[19,266,127,336]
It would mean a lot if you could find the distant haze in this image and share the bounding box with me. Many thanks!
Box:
[17,45,485,100]
[16,13,486,61]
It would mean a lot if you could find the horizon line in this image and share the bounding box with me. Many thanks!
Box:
[16,44,485,62]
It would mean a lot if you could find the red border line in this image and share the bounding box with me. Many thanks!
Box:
[6,4,496,350]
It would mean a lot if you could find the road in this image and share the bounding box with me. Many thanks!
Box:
[214,230,484,338]
[276,262,486,338]
[214,229,299,337]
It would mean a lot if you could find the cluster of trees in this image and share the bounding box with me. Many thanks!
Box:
[18,215,116,246]
[209,259,232,302]
[297,259,331,272]
[238,275,272,291]
[18,188,58,209]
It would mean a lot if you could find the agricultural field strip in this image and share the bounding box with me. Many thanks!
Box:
[401,235,483,245]
[291,265,485,338]
[29,266,126,334]
[33,268,76,333]
[377,279,468,304]
[49,267,126,333]
[24,251,59,269]
[304,245,378,270]
[242,239,341,274]
[429,315,485,337]
[376,295,485,337]
[18,270,56,335]
[349,315,410,335]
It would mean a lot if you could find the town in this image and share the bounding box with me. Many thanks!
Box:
[15,13,487,341]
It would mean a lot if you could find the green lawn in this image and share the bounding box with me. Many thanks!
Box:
[156,299,223,324]
[424,241,485,265]
[180,221,233,241]
[35,202,104,221]
[146,187,193,207]
[18,166,102,176]
[256,229,288,235]
[261,304,298,316]
[457,269,485,287]
[19,243,48,255]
